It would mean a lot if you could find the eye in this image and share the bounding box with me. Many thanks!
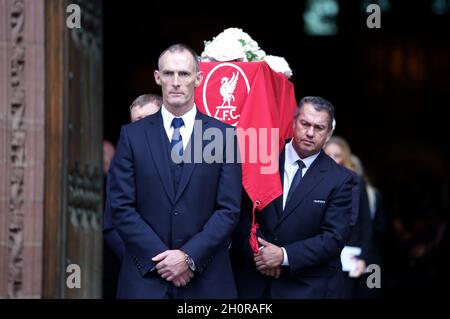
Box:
[301,121,310,127]
[315,125,326,132]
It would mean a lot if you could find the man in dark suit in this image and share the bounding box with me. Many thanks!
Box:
[104,94,163,264]
[107,44,242,298]
[102,94,162,299]
[231,96,355,298]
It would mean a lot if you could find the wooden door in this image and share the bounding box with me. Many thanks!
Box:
[44,0,103,299]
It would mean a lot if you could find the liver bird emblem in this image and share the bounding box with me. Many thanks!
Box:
[219,72,239,107]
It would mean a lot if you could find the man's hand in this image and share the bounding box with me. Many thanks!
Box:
[349,259,366,278]
[152,250,191,283]
[171,269,194,287]
[253,238,284,271]
[260,266,282,279]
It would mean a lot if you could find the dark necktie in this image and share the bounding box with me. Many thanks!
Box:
[170,117,184,157]
[285,159,305,205]
[170,117,184,191]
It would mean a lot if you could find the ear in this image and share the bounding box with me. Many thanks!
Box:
[325,130,333,144]
[154,70,161,86]
[194,71,203,88]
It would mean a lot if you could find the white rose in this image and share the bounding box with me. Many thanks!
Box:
[203,38,246,62]
[201,27,270,63]
[263,55,293,78]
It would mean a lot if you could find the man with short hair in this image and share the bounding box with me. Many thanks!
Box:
[107,44,242,299]
[104,93,163,262]
[232,96,355,298]
[103,93,163,299]
[130,94,162,122]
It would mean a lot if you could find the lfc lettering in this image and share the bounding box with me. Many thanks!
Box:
[214,106,240,122]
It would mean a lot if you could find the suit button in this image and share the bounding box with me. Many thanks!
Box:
[173,210,179,216]
[273,237,278,242]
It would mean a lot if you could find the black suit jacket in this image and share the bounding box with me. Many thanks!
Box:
[347,175,374,263]
[231,148,355,298]
[107,110,242,298]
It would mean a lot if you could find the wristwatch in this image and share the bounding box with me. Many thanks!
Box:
[185,253,196,271]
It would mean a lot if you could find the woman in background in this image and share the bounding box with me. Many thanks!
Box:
[324,136,374,298]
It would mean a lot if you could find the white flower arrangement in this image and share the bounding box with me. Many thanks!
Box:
[263,55,293,79]
[201,27,293,78]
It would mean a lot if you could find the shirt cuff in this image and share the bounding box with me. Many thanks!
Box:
[281,247,289,266]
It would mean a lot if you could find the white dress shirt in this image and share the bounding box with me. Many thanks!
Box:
[161,104,197,150]
[279,140,320,266]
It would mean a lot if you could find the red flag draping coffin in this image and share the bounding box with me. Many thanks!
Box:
[195,61,297,251]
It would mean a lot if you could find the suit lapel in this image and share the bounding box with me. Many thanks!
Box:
[174,111,208,202]
[277,151,328,226]
[144,112,175,203]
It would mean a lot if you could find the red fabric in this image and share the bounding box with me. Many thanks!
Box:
[195,61,297,252]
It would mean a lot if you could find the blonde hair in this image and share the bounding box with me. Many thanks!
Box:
[324,136,353,170]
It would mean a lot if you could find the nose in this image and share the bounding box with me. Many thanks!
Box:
[306,126,314,137]
[172,74,180,87]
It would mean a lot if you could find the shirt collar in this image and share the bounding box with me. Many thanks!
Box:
[161,104,197,130]
[286,139,320,170]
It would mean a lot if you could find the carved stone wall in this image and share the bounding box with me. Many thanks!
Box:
[0,0,45,298]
